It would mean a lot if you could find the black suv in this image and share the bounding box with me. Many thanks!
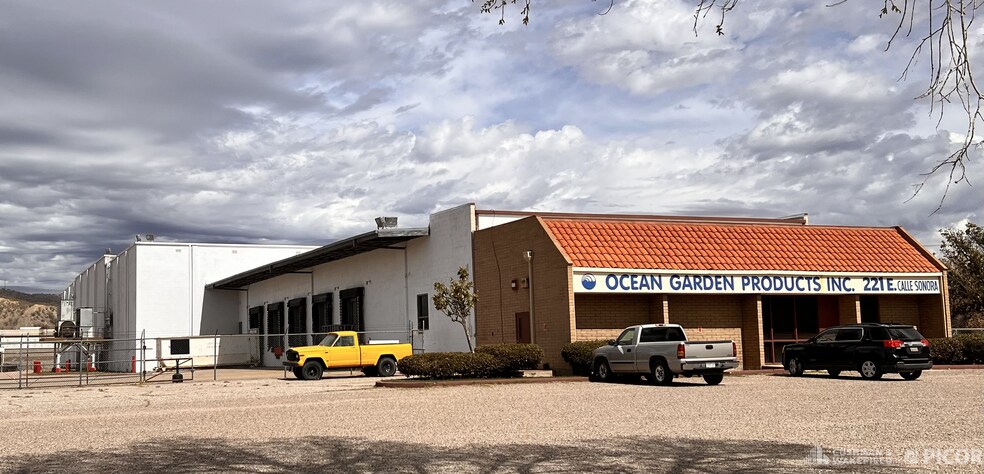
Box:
[782,323,932,380]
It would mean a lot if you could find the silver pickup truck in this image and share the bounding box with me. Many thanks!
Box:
[591,324,738,385]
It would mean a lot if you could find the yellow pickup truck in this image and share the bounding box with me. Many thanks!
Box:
[283,331,412,380]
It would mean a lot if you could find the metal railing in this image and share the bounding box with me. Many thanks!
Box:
[0,331,149,389]
[0,327,423,390]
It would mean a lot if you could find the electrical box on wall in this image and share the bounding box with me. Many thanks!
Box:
[520,278,529,289]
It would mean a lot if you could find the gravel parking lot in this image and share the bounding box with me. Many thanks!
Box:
[0,369,980,473]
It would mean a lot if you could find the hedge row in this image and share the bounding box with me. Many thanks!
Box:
[561,340,609,375]
[398,343,543,379]
[930,333,984,365]
[475,343,544,372]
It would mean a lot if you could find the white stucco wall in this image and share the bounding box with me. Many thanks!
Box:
[62,242,316,370]
[240,203,477,365]
[131,243,316,340]
[406,203,476,353]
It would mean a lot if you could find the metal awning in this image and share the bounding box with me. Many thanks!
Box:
[206,227,429,290]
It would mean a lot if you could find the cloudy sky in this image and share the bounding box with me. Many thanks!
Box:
[1,0,981,292]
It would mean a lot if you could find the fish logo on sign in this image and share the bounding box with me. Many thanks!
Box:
[581,274,597,290]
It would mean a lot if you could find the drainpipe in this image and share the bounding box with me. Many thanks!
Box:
[523,250,534,344]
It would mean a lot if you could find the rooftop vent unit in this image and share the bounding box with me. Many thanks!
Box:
[375,217,398,229]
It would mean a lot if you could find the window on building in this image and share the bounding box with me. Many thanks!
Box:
[248,306,263,332]
[860,296,879,323]
[417,294,429,330]
[762,296,821,364]
[170,339,190,355]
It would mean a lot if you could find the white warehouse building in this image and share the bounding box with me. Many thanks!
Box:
[206,204,476,367]
[62,242,318,371]
[61,204,477,370]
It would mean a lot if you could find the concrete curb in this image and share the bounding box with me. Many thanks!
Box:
[375,365,984,387]
[375,376,587,388]
[730,364,984,376]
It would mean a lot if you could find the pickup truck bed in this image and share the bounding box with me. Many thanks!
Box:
[592,324,738,385]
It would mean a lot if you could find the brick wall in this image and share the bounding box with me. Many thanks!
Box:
[574,328,623,341]
[667,294,745,369]
[878,295,920,327]
[918,294,948,338]
[473,217,573,371]
[740,295,764,370]
[574,294,663,329]
[838,295,860,325]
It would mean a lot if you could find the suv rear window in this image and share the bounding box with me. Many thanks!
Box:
[888,327,924,341]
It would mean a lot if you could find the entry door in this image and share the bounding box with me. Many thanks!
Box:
[515,312,531,343]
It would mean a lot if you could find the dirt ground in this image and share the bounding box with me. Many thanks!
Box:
[0,369,981,473]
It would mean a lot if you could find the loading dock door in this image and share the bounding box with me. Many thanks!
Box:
[340,287,364,342]
[287,298,307,347]
[264,302,285,367]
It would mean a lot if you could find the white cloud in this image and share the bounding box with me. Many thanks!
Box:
[0,0,981,291]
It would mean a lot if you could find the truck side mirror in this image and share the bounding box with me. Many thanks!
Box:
[607,339,617,346]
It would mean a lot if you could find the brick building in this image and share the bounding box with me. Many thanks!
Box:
[472,210,950,372]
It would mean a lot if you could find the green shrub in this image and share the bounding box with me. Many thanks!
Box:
[398,352,502,379]
[928,333,984,365]
[475,343,543,372]
[929,337,963,364]
[561,340,609,375]
[956,333,984,364]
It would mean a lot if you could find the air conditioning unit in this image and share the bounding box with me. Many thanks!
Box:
[75,308,94,327]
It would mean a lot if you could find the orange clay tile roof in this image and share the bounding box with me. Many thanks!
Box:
[542,219,941,273]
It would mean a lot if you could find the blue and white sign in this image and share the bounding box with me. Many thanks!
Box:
[573,270,942,295]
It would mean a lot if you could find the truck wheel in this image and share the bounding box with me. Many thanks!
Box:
[786,357,804,376]
[301,361,323,380]
[292,367,304,379]
[376,357,397,377]
[594,359,614,382]
[702,373,724,385]
[900,370,922,381]
[650,359,673,386]
[858,359,883,380]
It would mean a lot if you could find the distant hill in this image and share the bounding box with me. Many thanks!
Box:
[0,289,59,329]
[0,289,60,306]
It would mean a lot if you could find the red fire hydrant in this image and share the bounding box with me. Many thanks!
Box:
[32,360,42,374]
